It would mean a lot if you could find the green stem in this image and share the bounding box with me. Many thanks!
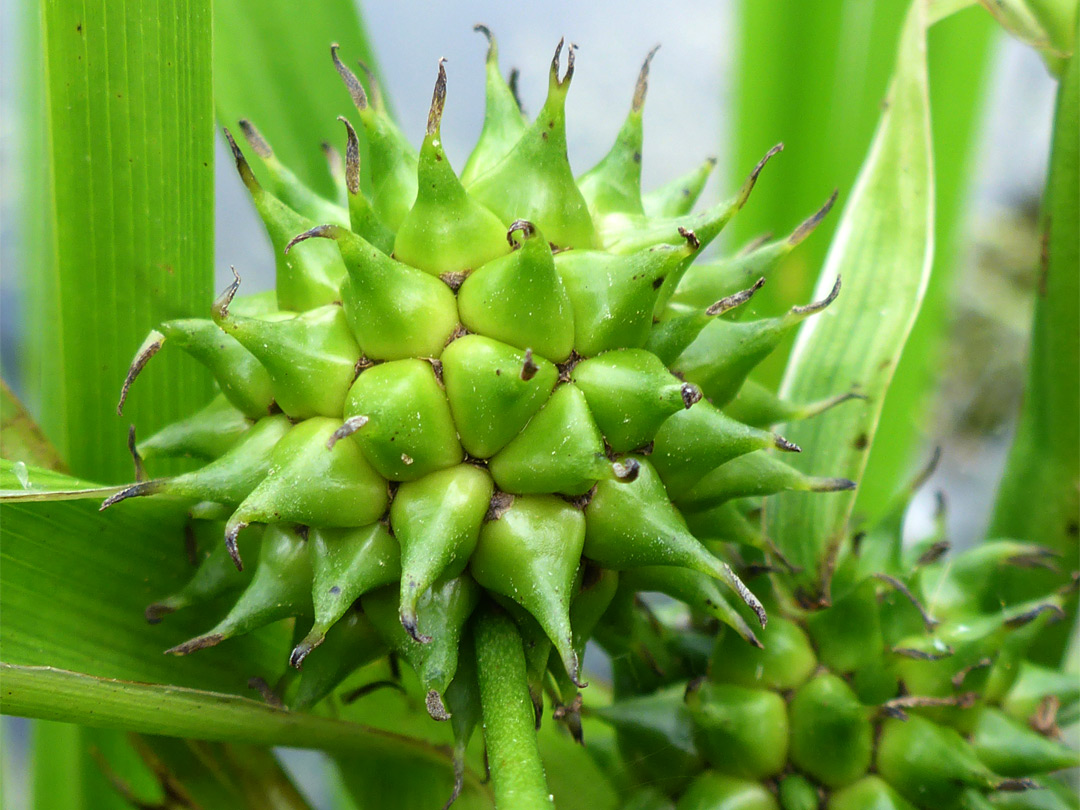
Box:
[474,605,554,810]
[989,25,1079,665]
[0,662,487,800]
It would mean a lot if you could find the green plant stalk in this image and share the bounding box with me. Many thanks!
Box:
[31,0,215,483]
[2,663,480,790]
[990,23,1079,663]
[474,607,555,810]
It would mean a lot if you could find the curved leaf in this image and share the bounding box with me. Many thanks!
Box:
[765,0,935,603]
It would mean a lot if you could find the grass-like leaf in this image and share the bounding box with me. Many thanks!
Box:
[28,0,215,484]
[728,0,910,385]
[1,468,287,693]
[857,8,995,519]
[764,0,935,602]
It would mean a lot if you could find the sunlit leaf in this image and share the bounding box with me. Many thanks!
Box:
[765,0,936,602]
[29,0,215,484]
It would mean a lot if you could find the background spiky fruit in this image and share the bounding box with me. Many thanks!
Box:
[590,454,1079,809]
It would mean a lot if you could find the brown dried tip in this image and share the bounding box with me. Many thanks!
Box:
[725,564,768,628]
[322,141,344,180]
[774,435,801,453]
[225,521,248,571]
[355,60,384,111]
[735,142,784,208]
[127,425,146,482]
[341,680,406,704]
[566,649,587,689]
[237,119,273,159]
[222,128,259,192]
[474,23,496,62]
[678,226,701,251]
[792,275,842,317]
[330,44,368,110]
[995,779,1037,793]
[427,58,448,137]
[165,633,225,656]
[880,692,977,721]
[144,602,175,625]
[289,637,322,669]
[100,480,159,511]
[507,219,536,246]
[872,573,938,631]
[951,656,994,688]
[632,45,661,112]
[443,756,466,810]
[1006,547,1059,570]
[680,382,702,409]
[549,38,576,88]
[426,689,452,721]
[485,490,515,522]
[211,265,242,323]
[891,644,953,661]
[117,330,165,415]
[915,539,950,567]
[520,348,539,381]
[789,189,839,246]
[400,607,433,644]
[338,116,361,195]
[327,415,369,450]
[612,458,641,482]
[507,68,524,113]
[284,224,343,254]
[736,231,773,258]
[810,476,856,493]
[706,277,765,316]
[248,677,284,708]
[1004,602,1065,629]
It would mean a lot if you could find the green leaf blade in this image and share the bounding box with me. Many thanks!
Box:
[765,1,936,600]
[33,0,215,484]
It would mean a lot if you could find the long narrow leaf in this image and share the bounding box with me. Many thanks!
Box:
[730,0,910,385]
[30,0,215,484]
[1,490,287,693]
[857,8,996,519]
[765,0,935,602]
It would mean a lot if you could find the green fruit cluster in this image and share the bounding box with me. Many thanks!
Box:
[95,28,1077,810]
[591,456,1079,810]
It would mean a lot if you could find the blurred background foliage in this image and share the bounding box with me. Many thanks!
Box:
[0,0,1068,808]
